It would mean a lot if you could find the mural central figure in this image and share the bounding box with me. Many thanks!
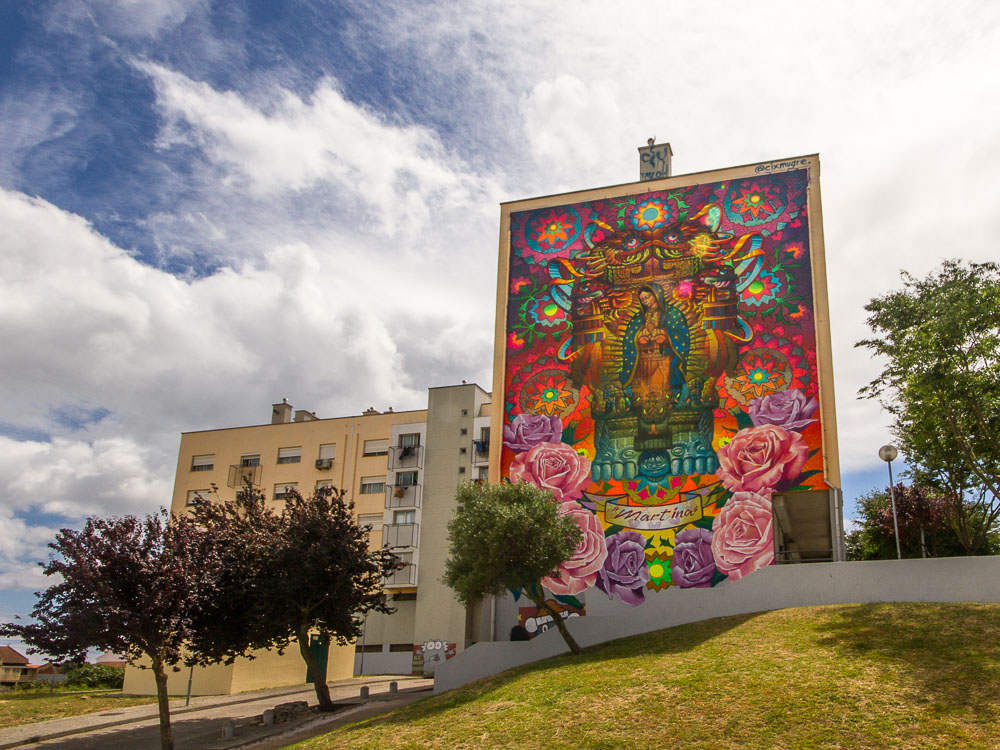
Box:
[553,203,758,483]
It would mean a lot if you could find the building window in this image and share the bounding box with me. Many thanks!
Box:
[277,447,301,464]
[316,479,334,490]
[191,455,214,472]
[458,466,466,474]
[355,644,382,653]
[398,433,420,448]
[393,509,415,525]
[461,409,469,416]
[240,454,261,467]
[478,466,489,480]
[360,477,386,494]
[273,482,297,501]
[389,643,413,652]
[396,471,418,487]
[186,489,209,506]
[318,444,335,460]
[363,439,388,456]
[460,428,468,435]
[358,513,383,532]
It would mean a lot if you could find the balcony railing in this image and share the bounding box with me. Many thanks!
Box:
[385,483,422,509]
[384,562,417,587]
[389,444,424,470]
[227,463,262,488]
[384,523,419,549]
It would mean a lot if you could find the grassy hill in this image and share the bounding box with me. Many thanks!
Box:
[294,603,1000,750]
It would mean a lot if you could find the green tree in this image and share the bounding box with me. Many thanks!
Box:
[443,481,584,654]
[857,260,1000,554]
[845,484,997,561]
[0,512,221,750]
[188,484,397,711]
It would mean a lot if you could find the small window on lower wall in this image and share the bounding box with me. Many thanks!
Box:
[273,483,297,501]
[186,490,210,505]
[392,592,417,602]
[389,643,413,652]
[355,644,382,653]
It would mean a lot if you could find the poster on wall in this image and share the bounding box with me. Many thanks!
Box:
[495,157,838,608]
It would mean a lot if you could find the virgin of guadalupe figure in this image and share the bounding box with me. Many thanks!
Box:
[620,284,690,402]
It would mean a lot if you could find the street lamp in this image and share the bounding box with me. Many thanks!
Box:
[879,445,901,560]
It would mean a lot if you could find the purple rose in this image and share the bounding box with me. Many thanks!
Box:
[749,389,819,432]
[595,530,650,606]
[503,414,563,452]
[672,527,716,588]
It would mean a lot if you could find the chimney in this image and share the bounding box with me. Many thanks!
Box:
[294,410,318,422]
[272,399,293,424]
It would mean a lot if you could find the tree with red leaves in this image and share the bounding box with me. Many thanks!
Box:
[846,484,1000,560]
[188,484,397,711]
[0,512,221,750]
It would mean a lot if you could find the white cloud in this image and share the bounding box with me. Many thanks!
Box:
[138,61,495,239]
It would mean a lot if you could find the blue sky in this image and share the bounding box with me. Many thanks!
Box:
[2,0,999,653]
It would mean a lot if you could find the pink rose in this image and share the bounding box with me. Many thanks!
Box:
[711,491,774,581]
[509,442,591,503]
[716,424,808,493]
[542,502,608,595]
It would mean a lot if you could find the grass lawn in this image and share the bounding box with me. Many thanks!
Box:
[293,603,1000,750]
[0,689,157,729]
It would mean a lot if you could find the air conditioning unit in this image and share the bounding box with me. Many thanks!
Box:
[315,458,333,470]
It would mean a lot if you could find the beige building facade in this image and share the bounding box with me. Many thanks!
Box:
[124,383,493,696]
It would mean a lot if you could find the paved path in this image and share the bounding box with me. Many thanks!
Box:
[0,676,433,750]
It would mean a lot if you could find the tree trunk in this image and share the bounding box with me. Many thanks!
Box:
[528,592,581,655]
[150,654,174,750]
[297,625,334,711]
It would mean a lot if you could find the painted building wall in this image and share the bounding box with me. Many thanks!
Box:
[492,156,839,613]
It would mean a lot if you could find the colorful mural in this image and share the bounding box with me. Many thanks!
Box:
[500,167,830,608]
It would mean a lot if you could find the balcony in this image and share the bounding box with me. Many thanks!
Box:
[389,444,424,470]
[227,463,262,488]
[385,482,422,509]
[384,561,416,587]
[471,440,490,465]
[384,522,419,549]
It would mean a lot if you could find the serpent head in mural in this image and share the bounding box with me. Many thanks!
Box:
[548,200,763,483]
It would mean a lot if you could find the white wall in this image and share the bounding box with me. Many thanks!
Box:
[435,556,1000,693]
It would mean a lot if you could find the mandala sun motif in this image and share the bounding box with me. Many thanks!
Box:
[730,186,778,221]
[645,550,672,591]
[629,198,674,232]
[528,298,569,328]
[536,212,572,245]
[723,347,792,405]
[741,268,784,307]
[526,375,575,416]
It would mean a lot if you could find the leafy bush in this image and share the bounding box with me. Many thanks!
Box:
[65,664,125,689]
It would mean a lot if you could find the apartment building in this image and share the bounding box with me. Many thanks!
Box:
[123,382,493,696]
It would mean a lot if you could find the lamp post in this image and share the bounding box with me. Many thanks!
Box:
[879,445,901,560]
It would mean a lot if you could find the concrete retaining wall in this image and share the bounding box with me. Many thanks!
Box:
[434,557,1000,694]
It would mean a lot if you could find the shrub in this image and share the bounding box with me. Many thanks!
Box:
[65,664,125,689]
